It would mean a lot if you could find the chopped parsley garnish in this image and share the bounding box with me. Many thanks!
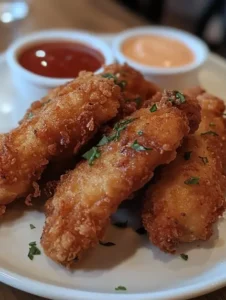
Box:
[113,220,128,228]
[27,112,34,119]
[110,118,137,141]
[134,97,141,106]
[184,176,199,185]
[184,151,192,161]
[30,224,36,229]
[180,253,188,261]
[102,73,117,81]
[29,241,36,246]
[175,91,186,103]
[28,241,41,260]
[209,122,215,127]
[136,227,147,235]
[199,156,208,164]
[97,135,109,146]
[150,104,157,112]
[201,131,218,136]
[99,241,116,247]
[101,73,127,91]
[95,118,137,151]
[82,147,101,165]
[131,140,152,151]
[117,80,127,91]
[137,130,143,136]
[115,286,127,291]
[42,98,51,106]
[125,97,141,107]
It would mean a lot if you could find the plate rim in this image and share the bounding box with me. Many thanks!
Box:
[1,38,226,299]
[1,263,226,300]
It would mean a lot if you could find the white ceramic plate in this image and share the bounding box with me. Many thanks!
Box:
[0,35,226,300]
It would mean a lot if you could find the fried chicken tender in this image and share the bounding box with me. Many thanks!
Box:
[21,85,64,122]
[142,92,226,253]
[41,101,191,266]
[103,63,160,118]
[144,90,201,134]
[22,64,160,123]
[0,72,121,212]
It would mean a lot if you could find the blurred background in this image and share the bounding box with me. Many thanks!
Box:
[0,0,225,55]
[117,0,226,56]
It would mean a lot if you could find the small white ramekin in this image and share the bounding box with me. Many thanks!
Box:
[6,30,114,118]
[112,26,209,90]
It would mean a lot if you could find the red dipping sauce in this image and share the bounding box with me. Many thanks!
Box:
[18,41,105,78]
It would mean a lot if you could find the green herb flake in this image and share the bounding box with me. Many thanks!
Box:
[134,97,141,106]
[131,140,152,152]
[184,176,199,185]
[29,241,36,246]
[175,91,186,103]
[117,80,127,91]
[30,224,36,229]
[111,118,137,141]
[28,241,41,260]
[137,130,143,136]
[136,227,147,235]
[201,131,218,136]
[99,241,116,247]
[150,104,157,113]
[27,112,34,119]
[43,98,51,106]
[199,156,208,165]
[184,151,192,161]
[97,135,109,146]
[125,97,141,106]
[82,147,101,166]
[180,253,188,261]
[102,73,117,81]
[115,286,127,291]
[113,220,128,228]
[102,73,127,91]
[209,122,215,127]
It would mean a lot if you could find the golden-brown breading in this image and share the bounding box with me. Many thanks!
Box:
[41,101,191,266]
[103,63,160,118]
[22,64,160,123]
[144,90,201,134]
[185,87,226,116]
[19,65,160,199]
[142,92,226,253]
[21,86,64,122]
[0,72,121,212]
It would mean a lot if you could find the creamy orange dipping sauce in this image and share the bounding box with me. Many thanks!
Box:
[122,35,194,67]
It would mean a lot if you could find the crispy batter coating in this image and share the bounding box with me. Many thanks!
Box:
[185,86,226,116]
[0,72,121,212]
[41,102,190,266]
[22,64,160,123]
[144,90,201,134]
[142,92,226,253]
[103,63,160,118]
[21,85,64,122]
[19,65,160,199]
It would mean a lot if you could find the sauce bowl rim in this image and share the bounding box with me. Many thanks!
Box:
[112,26,209,75]
[6,29,115,87]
